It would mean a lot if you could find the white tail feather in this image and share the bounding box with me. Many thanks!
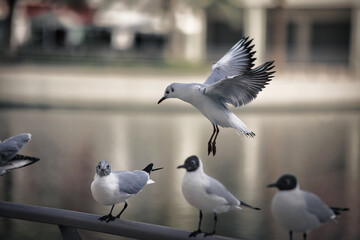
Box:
[147,179,155,185]
[235,206,243,210]
[227,113,255,137]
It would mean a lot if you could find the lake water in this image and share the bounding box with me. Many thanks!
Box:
[0,106,359,240]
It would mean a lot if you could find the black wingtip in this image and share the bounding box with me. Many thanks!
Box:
[250,60,276,78]
[265,60,275,68]
[243,36,250,42]
[241,201,260,210]
[142,163,154,173]
[245,132,256,138]
[152,167,164,172]
[143,163,163,174]
[12,154,40,163]
[330,207,350,215]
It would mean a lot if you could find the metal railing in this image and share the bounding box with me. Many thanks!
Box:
[0,201,240,240]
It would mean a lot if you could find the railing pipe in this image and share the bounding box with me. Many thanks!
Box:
[0,201,240,240]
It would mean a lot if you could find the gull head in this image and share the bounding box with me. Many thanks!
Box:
[158,83,178,104]
[267,174,298,191]
[177,155,202,172]
[96,160,111,177]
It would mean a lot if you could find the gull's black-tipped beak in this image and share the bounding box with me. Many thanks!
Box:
[267,183,277,188]
[177,164,186,169]
[157,96,166,104]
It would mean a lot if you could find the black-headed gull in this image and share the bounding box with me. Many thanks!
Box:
[158,37,275,156]
[268,174,349,240]
[177,155,260,237]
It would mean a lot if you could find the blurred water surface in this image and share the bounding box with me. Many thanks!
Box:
[0,106,359,240]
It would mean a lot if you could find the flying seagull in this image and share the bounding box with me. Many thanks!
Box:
[158,37,275,156]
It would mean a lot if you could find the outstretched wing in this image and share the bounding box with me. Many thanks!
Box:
[0,154,40,176]
[0,133,31,162]
[204,37,256,86]
[0,144,19,163]
[204,61,275,108]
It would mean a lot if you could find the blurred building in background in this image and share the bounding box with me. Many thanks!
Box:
[0,0,359,74]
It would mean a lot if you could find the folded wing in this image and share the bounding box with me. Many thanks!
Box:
[304,191,335,223]
[116,170,149,195]
[205,177,240,206]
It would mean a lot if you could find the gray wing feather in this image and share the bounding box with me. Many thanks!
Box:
[0,154,40,176]
[204,61,275,108]
[304,191,335,223]
[0,141,21,163]
[115,170,149,195]
[205,177,239,206]
[0,134,31,163]
[204,37,256,86]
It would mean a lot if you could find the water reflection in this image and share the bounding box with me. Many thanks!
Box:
[0,108,359,240]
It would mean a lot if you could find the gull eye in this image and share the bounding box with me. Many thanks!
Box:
[191,160,196,165]
[107,165,110,170]
[171,87,174,92]
[165,90,169,94]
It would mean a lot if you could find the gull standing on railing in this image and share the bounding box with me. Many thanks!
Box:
[177,155,260,237]
[91,160,163,223]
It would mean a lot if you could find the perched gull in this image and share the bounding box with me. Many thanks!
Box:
[268,174,349,240]
[158,37,275,156]
[177,155,260,237]
[91,160,163,223]
[0,133,40,176]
